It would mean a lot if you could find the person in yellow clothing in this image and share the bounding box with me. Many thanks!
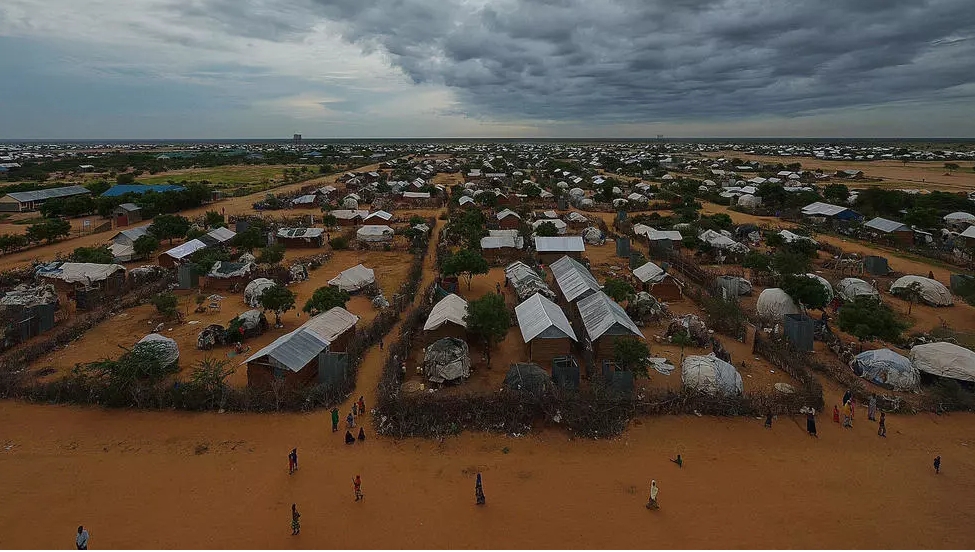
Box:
[842,402,853,428]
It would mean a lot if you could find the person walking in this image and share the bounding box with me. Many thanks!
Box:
[380,339,384,351]
[331,407,340,432]
[353,475,363,501]
[288,449,296,474]
[806,410,818,437]
[357,427,365,442]
[76,526,89,550]
[934,456,941,474]
[352,401,359,417]
[292,448,298,472]
[878,412,886,437]
[832,405,840,424]
[670,454,683,468]
[358,396,366,416]
[868,395,877,422]
[291,504,301,535]
[765,411,773,429]
[475,472,486,505]
[347,411,355,429]
[842,402,853,428]
[842,389,852,406]
[646,480,659,510]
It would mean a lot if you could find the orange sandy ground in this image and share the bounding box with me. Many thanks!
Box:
[702,151,975,193]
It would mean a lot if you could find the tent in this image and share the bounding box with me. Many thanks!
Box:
[756,288,800,319]
[910,342,975,382]
[197,324,227,350]
[235,309,269,337]
[582,226,604,245]
[328,264,376,292]
[698,230,749,253]
[890,276,954,306]
[736,194,762,208]
[681,354,743,395]
[836,278,879,302]
[134,333,179,368]
[423,337,472,384]
[504,363,552,396]
[715,275,752,296]
[423,293,468,331]
[356,225,394,242]
[852,348,919,391]
[243,278,276,308]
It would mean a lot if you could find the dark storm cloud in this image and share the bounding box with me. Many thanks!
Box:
[276,0,975,122]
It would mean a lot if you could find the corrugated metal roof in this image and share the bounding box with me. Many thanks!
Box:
[364,210,393,221]
[403,191,431,198]
[6,185,90,203]
[101,184,185,197]
[576,291,643,341]
[207,226,236,243]
[423,293,468,330]
[116,202,140,211]
[112,226,149,243]
[496,208,521,220]
[243,307,358,372]
[481,236,523,249]
[534,236,585,252]
[550,255,600,302]
[515,293,577,342]
[864,217,909,233]
[277,227,325,239]
[801,201,848,217]
[162,239,207,260]
[633,261,666,283]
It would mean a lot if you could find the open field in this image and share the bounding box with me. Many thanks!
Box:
[136,164,309,187]
[1,398,974,549]
[704,150,975,193]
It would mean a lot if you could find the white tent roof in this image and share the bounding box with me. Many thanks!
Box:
[681,354,743,395]
[515,293,577,342]
[756,288,800,319]
[534,236,585,253]
[835,278,879,302]
[328,264,376,292]
[943,211,975,223]
[244,278,276,307]
[162,239,207,260]
[423,294,468,331]
[135,333,179,367]
[853,348,919,391]
[890,276,954,306]
[496,208,521,220]
[779,230,818,245]
[37,262,125,284]
[364,210,393,221]
[109,243,136,262]
[356,225,394,242]
[910,342,975,382]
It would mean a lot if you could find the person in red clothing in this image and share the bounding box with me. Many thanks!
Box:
[353,475,363,501]
[833,405,840,423]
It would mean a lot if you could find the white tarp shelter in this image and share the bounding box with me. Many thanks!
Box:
[424,294,468,331]
[910,342,975,382]
[681,354,743,395]
[852,348,919,391]
[756,288,800,319]
[134,333,180,367]
[836,278,879,302]
[244,278,276,307]
[356,225,394,242]
[328,264,376,292]
[890,276,954,306]
[423,337,472,384]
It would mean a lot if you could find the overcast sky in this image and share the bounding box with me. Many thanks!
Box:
[2,0,974,139]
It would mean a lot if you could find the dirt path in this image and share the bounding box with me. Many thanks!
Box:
[0,400,973,549]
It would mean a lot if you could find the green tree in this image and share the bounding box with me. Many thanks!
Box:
[0,233,28,253]
[823,183,850,203]
[534,221,559,237]
[603,278,635,303]
[85,180,112,196]
[904,207,940,230]
[232,225,266,251]
[837,296,909,342]
[303,286,350,315]
[445,210,488,249]
[772,250,811,276]
[26,218,71,244]
[613,337,652,378]
[148,214,190,244]
[669,329,694,362]
[321,213,337,227]
[257,244,285,265]
[133,234,159,260]
[742,251,772,273]
[780,274,831,310]
[116,172,136,184]
[187,357,235,408]
[465,292,510,366]
[151,292,179,318]
[70,245,114,264]
[944,162,959,174]
[901,281,925,315]
[204,210,225,228]
[259,284,296,327]
[441,249,489,290]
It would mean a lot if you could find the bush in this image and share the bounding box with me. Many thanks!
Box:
[70,245,115,264]
[837,297,909,342]
[329,236,349,250]
[257,244,286,265]
[151,292,179,318]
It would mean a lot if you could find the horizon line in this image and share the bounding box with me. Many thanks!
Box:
[4,136,975,143]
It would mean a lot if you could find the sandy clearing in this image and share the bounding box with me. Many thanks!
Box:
[0,399,973,549]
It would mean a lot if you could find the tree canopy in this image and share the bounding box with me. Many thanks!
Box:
[148,214,190,244]
[837,296,908,342]
[603,278,635,303]
[613,337,651,378]
[303,286,350,315]
[256,244,286,265]
[441,249,489,290]
[534,221,559,237]
[70,245,115,264]
[780,274,831,310]
[465,292,510,365]
[133,234,159,260]
[26,218,71,244]
[445,210,488,249]
[259,284,296,326]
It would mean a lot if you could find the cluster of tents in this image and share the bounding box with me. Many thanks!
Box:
[853,342,975,391]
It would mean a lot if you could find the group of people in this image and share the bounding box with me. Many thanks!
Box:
[833,391,887,437]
